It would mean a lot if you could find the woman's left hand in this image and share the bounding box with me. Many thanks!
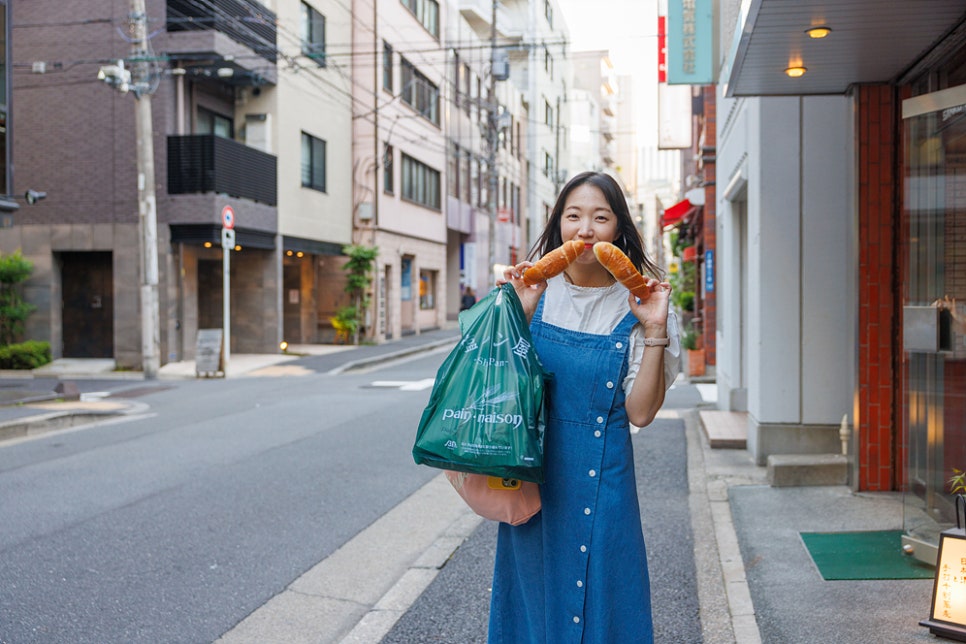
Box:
[628,280,672,332]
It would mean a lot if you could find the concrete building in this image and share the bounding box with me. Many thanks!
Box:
[351,0,449,341]
[713,0,966,557]
[447,0,529,307]
[6,0,357,368]
[571,50,617,173]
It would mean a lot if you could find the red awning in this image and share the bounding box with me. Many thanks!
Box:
[661,199,695,228]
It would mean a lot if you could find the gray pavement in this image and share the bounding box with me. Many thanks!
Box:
[0,329,942,643]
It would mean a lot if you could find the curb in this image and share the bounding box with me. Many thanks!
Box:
[327,338,458,374]
[0,401,149,444]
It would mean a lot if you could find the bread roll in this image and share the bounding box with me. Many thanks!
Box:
[522,240,585,285]
[593,241,651,300]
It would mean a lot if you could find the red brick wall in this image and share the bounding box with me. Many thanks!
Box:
[856,84,902,491]
[702,86,716,365]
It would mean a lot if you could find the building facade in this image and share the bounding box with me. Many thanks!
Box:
[714,0,966,557]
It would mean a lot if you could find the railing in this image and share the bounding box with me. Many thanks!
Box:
[168,135,277,205]
[167,0,278,63]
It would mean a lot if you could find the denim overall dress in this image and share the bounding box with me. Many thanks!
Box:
[488,296,654,644]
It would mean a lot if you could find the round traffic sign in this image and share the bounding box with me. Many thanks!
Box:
[221,205,235,229]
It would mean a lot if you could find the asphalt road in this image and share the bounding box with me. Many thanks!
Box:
[0,355,446,643]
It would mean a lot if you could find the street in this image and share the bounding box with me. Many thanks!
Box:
[0,353,444,643]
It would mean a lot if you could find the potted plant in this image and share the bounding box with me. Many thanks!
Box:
[682,324,706,377]
[950,469,966,497]
[330,305,358,344]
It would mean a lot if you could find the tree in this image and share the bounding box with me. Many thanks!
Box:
[0,250,36,345]
[341,244,378,345]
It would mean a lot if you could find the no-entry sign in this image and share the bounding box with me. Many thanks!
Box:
[221,205,235,229]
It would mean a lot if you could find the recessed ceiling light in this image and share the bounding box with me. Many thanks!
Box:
[785,66,807,78]
[806,26,832,39]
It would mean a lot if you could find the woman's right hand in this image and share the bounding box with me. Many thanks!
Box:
[498,262,547,322]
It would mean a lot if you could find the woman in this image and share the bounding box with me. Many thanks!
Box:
[490,171,680,644]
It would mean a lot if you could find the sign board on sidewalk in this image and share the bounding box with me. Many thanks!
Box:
[195,328,224,377]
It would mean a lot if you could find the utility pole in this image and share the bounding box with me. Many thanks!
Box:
[486,0,499,282]
[130,0,161,379]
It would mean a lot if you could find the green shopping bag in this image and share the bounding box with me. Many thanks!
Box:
[412,284,549,483]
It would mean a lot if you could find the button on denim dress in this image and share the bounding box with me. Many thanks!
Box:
[488,297,654,644]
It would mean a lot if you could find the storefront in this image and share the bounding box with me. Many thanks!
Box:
[901,74,966,562]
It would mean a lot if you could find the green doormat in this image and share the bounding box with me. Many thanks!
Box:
[800,530,936,580]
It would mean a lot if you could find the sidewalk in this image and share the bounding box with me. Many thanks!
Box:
[695,407,935,644]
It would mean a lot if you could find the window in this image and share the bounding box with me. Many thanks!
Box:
[419,270,437,309]
[400,58,440,125]
[462,149,472,203]
[470,156,479,207]
[401,0,439,38]
[300,2,326,67]
[448,143,460,199]
[301,132,326,192]
[462,63,471,115]
[383,143,394,193]
[197,107,233,138]
[382,41,393,91]
[544,47,553,79]
[543,151,554,178]
[401,153,441,209]
[479,160,488,209]
[545,0,553,27]
[544,98,554,128]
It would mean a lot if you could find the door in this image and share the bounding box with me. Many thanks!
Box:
[61,252,113,358]
[902,85,966,546]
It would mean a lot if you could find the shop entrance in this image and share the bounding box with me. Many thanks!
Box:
[60,252,114,358]
[902,84,966,557]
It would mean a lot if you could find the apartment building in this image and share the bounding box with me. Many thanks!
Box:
[351,0,449,341]
[571,50,617,174]
[6,0,355,368]
[448,0,530,306]
[485,0,570,250]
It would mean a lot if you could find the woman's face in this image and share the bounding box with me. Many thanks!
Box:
[559,183,619,263]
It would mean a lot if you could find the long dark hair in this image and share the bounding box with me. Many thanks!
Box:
[527,171,662,279]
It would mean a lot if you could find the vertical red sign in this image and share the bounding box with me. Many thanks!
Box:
[657,15,667,83]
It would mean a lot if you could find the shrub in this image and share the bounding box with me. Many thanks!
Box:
[0,340,51,369]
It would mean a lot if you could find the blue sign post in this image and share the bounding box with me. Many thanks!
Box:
[705,249,714,292]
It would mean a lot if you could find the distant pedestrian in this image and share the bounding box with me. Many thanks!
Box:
[490,171,681,643]
[460,286,477,311]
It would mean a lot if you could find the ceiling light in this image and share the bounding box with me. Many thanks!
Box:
[806,26,832,39]
[785,66,807,78]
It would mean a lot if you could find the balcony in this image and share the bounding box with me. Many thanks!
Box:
[459,0,521,40]
[168,135,277,206]
[166,0,278,84]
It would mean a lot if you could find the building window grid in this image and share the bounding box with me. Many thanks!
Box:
[448,143,460,199]
[300,2,326,67]
[400,0,439,38]
[384,143,394,194]
[383,41,393,91]
[401,153,441,210]
[401,57,440,125]
[301,132,327,192]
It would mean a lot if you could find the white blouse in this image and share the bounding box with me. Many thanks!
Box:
[539,275,682,400]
